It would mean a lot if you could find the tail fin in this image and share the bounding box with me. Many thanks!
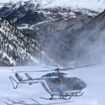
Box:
[15,73,23,81]
[9,76,19,89]
[25,73,32,80]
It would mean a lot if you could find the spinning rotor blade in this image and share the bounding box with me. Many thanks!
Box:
[58,64,97,71]
[16,64,97,73]
[17,69,54,73]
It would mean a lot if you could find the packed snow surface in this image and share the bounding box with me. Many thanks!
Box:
[0,64,105,105]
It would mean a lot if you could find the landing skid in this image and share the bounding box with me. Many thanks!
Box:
[40,91,83,100]
[73,92,84,97]
[40,95,72,100]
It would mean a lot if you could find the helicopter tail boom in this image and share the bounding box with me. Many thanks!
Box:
[9,73,42,89]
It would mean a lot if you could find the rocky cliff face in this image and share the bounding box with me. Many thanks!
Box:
[0,18,39,66]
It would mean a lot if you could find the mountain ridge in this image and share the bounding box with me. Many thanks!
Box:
[0,0,105,12]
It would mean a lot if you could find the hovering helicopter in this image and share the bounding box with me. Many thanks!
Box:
[9,64,95,100]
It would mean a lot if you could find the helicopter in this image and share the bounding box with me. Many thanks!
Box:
[9,64,95,100]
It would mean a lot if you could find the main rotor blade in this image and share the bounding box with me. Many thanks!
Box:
[59,64,97,71]
[16,64,97,73]
[17,69,53,73]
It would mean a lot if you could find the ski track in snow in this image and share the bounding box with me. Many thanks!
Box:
[0,64,105,105]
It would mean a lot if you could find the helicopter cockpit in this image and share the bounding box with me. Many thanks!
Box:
[44,74,86,94]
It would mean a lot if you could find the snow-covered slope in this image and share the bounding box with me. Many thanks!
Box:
[0,64,105,105]
[40,0,105,11]
[0,0,105,12]
[0,0,26,4]
[0,18,39,66]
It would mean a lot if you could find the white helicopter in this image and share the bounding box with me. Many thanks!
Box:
[9,64,95,100]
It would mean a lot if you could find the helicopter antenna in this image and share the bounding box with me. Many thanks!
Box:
[54,68,61,77]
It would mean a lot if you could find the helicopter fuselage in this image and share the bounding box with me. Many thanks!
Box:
[41,76,87,99]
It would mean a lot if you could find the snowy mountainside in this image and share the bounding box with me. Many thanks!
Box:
[0,18,39,66]
[33,10,105,66]
[0,0,98,25]
[0,0,97,66]
[0,0,104,66]
[38,0,105,12]
[0,0,105,12]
